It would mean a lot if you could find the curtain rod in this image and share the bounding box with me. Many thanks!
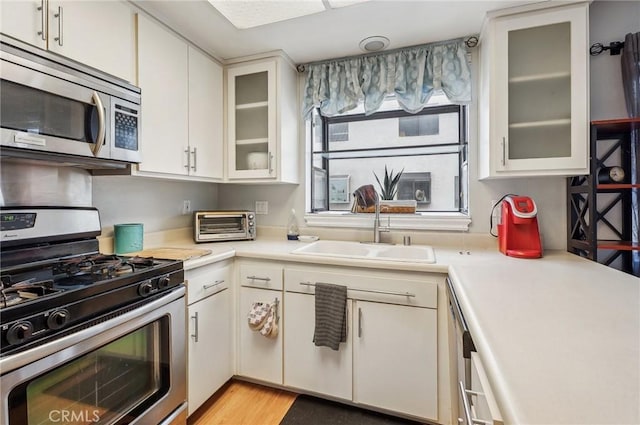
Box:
[296,35,478,73]
[590,40,625,56]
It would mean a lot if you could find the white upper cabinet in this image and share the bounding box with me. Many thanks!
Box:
[1,0,135,82]
[226,56,299,183]
[478,3,589,179]
[136,15,223,181]
[188,46,224,180]
[137,13,189,176]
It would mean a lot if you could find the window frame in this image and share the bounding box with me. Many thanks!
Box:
[306,103,471,231]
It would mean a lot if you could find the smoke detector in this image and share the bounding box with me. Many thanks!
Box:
[359,36,390,52]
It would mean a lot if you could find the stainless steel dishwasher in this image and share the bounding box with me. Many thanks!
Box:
[446,277,476,424]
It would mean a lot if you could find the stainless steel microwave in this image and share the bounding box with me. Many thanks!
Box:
[194,211,256,243]
[0,35,141,169]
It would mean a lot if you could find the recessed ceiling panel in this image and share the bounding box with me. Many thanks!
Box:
[208,0,326,29]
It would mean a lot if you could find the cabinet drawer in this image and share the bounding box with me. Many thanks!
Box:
[186,260,232,305]
[284,268,437,309]
[239,262,283,290]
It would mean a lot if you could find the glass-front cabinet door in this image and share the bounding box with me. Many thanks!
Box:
[227,61,277,179]
[491,3,588,176]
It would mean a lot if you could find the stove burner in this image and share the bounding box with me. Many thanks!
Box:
[0,278,57,308]
[54,254,157,284]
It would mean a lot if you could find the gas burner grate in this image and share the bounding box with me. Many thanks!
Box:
[0,278,57,308]
[54,254,157,282]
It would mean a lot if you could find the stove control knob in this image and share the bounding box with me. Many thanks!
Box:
[158,276,171,289]
[47,309,70,330]
[6,321,33,345]
[138,281,154,297]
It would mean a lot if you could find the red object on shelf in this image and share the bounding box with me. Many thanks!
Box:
[497,195,542,259]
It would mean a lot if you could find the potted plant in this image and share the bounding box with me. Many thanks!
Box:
[373,166,417,213]
[374,166,404,200]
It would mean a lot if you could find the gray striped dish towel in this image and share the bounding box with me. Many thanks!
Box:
[313,282,347,351]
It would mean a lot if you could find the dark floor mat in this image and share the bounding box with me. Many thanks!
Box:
[279,395,424,425]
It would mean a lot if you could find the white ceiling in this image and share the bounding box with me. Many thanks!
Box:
[132,0,544,64]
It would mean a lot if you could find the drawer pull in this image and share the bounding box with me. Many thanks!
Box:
[299,281,415,298]
[203,280,224,290]
[247,275,271,282]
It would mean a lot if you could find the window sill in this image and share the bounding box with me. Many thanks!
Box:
[304,212,471,231]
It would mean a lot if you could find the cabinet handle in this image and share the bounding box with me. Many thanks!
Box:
[191,311,199,342]
[184,147,190,170]
[358,307,362,338]
[501,137,506,166]
[346,303,349,338]
[37,0,46,41]
[54,6,63,46]
[247,275,271,282]
[268,151,273,174]
[91,92,105,156]
[191,147,197,172]
[203,279,224,290]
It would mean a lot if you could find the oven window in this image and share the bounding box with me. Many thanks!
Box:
[9,320,170,425]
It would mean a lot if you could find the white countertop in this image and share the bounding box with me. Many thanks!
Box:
[128,234,640,424]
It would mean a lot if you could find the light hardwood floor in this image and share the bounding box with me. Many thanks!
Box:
[188,380,298,425]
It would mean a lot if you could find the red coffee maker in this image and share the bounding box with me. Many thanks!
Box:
[497,195,542,258]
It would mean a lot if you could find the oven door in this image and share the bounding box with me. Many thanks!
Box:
[0,287,186,425]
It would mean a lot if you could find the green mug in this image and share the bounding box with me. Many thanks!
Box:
[114,223,143,254]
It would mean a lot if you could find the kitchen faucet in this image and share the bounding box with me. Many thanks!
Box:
[373,194,390,243]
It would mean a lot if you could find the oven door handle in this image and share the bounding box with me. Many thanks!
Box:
[91,91,106,156]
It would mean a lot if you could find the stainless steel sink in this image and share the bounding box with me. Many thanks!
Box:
[291,240,435,263]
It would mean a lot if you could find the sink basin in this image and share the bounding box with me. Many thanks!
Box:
[291,240,435,263]
[374,245,436,262]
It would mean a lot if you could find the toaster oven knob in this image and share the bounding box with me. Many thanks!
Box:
[6,321,33,345]
[47,309,70,330]
[248,214,254,220]
[138,281,154,297]
[158,276,171,289]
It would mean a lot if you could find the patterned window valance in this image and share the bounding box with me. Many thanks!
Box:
[302,38,472,118]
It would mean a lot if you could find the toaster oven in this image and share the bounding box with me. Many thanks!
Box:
[194,211,255,242]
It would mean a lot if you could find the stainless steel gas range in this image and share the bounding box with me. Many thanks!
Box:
[0,207,187,425]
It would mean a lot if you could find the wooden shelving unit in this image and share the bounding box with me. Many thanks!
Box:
[567,117,639,276]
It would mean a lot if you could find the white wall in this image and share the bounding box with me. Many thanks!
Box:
[218,2,636,251]
[92,176,218,235]
[103,0,630,251]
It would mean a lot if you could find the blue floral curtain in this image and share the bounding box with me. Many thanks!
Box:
[302,38,471,118]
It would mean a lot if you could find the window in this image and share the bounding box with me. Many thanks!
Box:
[309,96,468,216]
[328,122,349,142]
[399,115,439,137]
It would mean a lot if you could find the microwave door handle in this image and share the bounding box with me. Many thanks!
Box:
[91,91,106,156]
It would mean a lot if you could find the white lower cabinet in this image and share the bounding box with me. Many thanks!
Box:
[238,286,283,384]
[353,300,438,420]
[283,266,440,422]
[187,289,231,415]
[283,292,353,400]
[186,261,233,416]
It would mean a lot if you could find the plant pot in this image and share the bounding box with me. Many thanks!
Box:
[356,200,417,214]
